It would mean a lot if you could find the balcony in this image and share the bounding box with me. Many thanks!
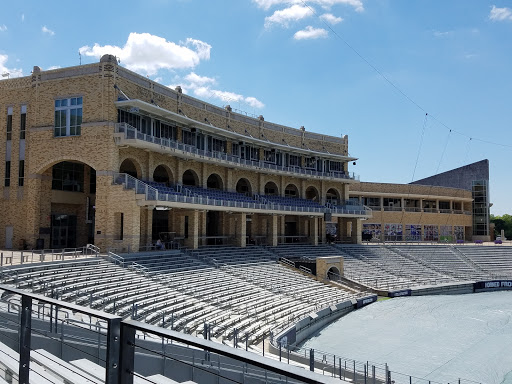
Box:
[115,123,359,182]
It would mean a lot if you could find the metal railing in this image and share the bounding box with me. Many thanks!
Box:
[116,122,359,181]
[113,172,372,216]
[0,284,341,384]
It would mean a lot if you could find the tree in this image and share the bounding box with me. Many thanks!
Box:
[490,214,512,239]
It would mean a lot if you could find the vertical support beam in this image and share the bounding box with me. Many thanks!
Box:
[19,295,32,384]
[106,318,121,384]
[184,210,199,249]
[235,213,247,247]
[309,217,318,245]
[267,215,278,247]
[119,321,135,384]
[352,218,362,244]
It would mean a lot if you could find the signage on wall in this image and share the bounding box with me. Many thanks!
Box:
[474,281,512,291]
[388,289,412,298]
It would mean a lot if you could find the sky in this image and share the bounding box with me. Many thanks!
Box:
[0,0,511,215]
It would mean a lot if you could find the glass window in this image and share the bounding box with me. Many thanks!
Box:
[18,160,24,186]
[20,105,26,139]
[405,224,421,241]
[6,107,13,141]
[54,97,83,137]
[4,161,11,187]
[52,162,84,192]
[288,154,300,167]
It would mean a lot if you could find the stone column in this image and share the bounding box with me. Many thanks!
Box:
[184,210,199,249]
[140,207,153,247]
[309,217,319,245]
[352,218,362,244]
[234,213,247,247]
[267,215,278,246]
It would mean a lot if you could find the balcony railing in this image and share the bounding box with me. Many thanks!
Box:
[113,173,372,217]
[115,123,359,181]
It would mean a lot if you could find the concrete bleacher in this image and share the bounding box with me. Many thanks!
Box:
[455,245,512,277]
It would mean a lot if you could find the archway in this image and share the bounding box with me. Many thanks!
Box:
[305,186,320,202]
[120,159,140,179]
[182,169,199,186]
[207,173,223,190]
[327,266,341,281]
[326,188,340,205]
[236,178,252,195]
[284,184,299,198]
[153,165,172,185]
[264,181,279,195]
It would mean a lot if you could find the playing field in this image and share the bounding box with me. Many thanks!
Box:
[301,292,512,384]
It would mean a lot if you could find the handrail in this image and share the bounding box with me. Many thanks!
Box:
[116,122,359,181]
[112,172,372,217]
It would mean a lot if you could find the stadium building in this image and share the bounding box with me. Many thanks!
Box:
[0,54,487,251]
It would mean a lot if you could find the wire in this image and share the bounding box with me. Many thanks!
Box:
[300,0,512,150]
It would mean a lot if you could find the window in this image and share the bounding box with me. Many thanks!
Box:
[54,97,82,137]
[288,154,300,167]
[20,105,26,139]
[52,161,84,192]
[304,157,317,169]
[329,161,344,173]
[4,161,11,187]
[18,160,24,186]
[6,107,12,141]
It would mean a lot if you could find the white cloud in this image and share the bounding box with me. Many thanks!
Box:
[47,66,61,70]
[42,26,55,36]
[21,14,24,22]
[320,13,343,24]
[79,32,211,75]
[294,25,328,40]
[432,30,452,38]
[179,72,265,109]
[265,4,313,28]
[489,5,512,21]
[254,0,363,12]
[0,54,23,78]
[0,25,7,32]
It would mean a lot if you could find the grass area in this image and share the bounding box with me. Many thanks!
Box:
[377,296,391,301]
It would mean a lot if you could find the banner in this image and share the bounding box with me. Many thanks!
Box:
[388,289,412,298]
[356,295,378,308]
[474,281,512,291]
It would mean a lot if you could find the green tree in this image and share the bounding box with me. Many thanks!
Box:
[491,214,512,239]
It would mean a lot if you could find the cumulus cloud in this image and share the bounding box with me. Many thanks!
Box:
[254,0,363,12]
[489,5,512,21]
[294,25,328,39]
[265,4,313,28]
[0,25,7,32]
[42,26,55,36]
[79,33,211,75]
[179,72,265,109]
[0,54,23,78]
[320,13,343,24]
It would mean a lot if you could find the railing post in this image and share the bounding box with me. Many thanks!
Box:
[309,349,314,372]
[119,321,135,384]
[18,294,32,384]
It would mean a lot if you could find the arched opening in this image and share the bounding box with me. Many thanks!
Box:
[120,159,139,179]
[327,266,340,281]
[236,178,252,196]
[153,165,171,185]
[326,188,340,205]
[182,169,199,186]
[47,161,97,249]
[284,184,299,198]
[264,181,279,195]
[207,173,223,190]
[305,186,320,202]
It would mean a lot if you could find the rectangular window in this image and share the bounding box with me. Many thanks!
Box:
[288,154,300,167]
[329,161,344,173]
[54,97,82,137]
[20,105,26,140]
[6,107,13,141]
[304,157,317,169]
[52,161,84,192]
[18,160,24,186]
[4,161,11,187]
[405,225,421,241]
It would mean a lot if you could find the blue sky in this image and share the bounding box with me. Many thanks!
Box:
[1,0,511,215]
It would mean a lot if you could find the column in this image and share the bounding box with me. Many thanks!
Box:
[309,217,318,245]
[184,210,199,249]
[267,215,278,246]
[352,218,362,244]
[140,207,153,247]
[234,213,247,247]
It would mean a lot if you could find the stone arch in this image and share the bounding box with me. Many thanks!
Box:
[182,169,199,186]
[120,158,142,179]
[153,164,173,185]
[264,181,279,195]
[207,173,223,190]
[305,186,320,202]
[327,266,341,281]
[326,188,340,204]
[236,178,252,195]
[284,183,299,198]
[35,157,99,176]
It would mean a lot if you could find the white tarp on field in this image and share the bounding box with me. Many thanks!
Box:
[300,292,512,384]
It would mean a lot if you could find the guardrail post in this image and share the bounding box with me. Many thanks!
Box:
[19,294,32,384]
[119,321,135,384]
[353,360,356,382]
[309,349,314,371]
[372,365,376,384]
